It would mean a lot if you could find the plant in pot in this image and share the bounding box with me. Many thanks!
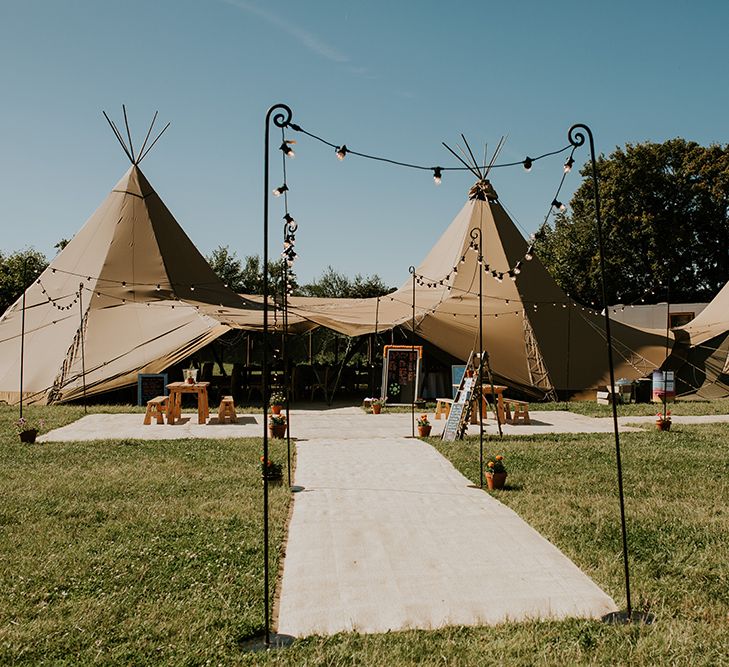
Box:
[656,410,671,431]
[270,391,286,415]
[260,456,283,482]
[417,413,432,437]
[269,413,287,438]
[16,417,44,444]
[485,454,507,490]
[371,397,386,414]
[183,363,198,384]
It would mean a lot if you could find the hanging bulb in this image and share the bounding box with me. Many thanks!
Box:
[459,255,466,264]
[122,281,126,287]
[564,156,575,173]
[96,292,100,298]
[551,198,566,211]
[336,144,348,160]
[279,141,295,158]
[525,246,534,261]
[283,213,295,224]
[272,184,288,197]
[477,255,483,265]
[156,284,161,291]
[513,261,522,274]
[496,273,504,283]
[508,270,517,281]
[433,167,442,185]
[523,156,533,171]
[190,285,195,292]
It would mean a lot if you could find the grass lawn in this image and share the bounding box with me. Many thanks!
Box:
[2,404,728,664]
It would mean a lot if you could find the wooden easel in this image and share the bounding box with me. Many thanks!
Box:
[441,351,482,441]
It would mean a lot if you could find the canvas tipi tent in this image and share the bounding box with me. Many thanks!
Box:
[286,178,673,397]
[667,280,729,397]
[0,163,270,405]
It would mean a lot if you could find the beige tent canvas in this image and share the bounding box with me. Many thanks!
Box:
[0,164,272,405]
[667,281,729,397]
[287,178,673,397]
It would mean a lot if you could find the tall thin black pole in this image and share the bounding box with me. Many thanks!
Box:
[470,228,484,487]
[262,103,293,647]
[19,258,27,419]
[409,266,416,437]
[569,123,637,622]
[283,260,292,487]
[663,279,671,421]
[78,283,87,414]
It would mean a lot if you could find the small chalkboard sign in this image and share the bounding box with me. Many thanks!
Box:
[442,376,474,441]
[381,345,423,405]
[137,373,168,406]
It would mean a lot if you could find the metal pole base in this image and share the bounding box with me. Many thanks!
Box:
[239,633,295,653]
[601,611,656,625]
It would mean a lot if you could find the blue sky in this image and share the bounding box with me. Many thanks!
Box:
[1,0,728,287]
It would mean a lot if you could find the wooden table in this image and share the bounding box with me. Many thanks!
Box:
[166,382,210,425]
[464,383,508,425]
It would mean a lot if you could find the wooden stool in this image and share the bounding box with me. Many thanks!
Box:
[144,396,168,425]
[218,395,237,423]
[435,398,453,420]
[507,400,531,425]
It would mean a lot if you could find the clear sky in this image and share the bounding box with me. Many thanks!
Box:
[1,0,728,288]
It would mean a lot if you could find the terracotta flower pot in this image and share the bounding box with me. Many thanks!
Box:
[271,405,282,415]
[19,429,38,444]
[269,424,287,438]
[418,425,432,437]
[372,404,382,414]
[485,471,507,490]
[656,419,671,431]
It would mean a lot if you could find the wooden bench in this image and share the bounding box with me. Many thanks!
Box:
[144,396,168,425]
[218,395,238,423]
[434,398,453,420]
[505,400,531,425]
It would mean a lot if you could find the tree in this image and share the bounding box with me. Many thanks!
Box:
[300,266,394,298]
[205,247,299,296]
[0,248,48,314]
[535,139,729,305]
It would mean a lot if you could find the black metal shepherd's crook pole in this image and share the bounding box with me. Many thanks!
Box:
[78,283,88,413]
[470,228,485,487]
[19,257,28,419]
[409,266,416,437]
[262,102,293,647]
[568,123,650,624]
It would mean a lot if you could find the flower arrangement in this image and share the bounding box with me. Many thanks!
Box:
[656,410,671,422]
[270,391,286,406]
[486,454,506,474]
[260,456,283,479]
[656,410,671,431]
[417,414,430,427]
[15,417,44,443]
[371,397,387,407]
[269,413,287,426]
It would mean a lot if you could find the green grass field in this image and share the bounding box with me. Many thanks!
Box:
[2,404,728,665]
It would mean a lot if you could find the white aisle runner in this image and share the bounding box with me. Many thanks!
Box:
[276,435,617,637]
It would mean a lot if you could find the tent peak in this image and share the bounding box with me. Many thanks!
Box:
[468,178,499,202]
[102,106,171,165]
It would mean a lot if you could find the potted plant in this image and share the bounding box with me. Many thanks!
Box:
[269,413,287,438]
[656,410,671,431]
[485,455,507,490]
[371,397,386,414]
[16,417,44,444]
[261,456,283,483]
[417,414,432,437]
[183,363,198,384]
[270,391,286,415]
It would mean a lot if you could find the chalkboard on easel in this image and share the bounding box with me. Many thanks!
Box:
[442,376,474,441]
[137,373,168,406]
[381,345,423,405]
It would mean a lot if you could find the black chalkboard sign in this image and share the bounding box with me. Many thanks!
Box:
[137,373,168,406]
[442,376,474,441]
[381,345,422,405]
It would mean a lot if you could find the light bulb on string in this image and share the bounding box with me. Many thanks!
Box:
[336,144,348,160]
[280,141,295,158]
[525,246,534,261]
[433,167,442,185]
[564,156,574,173]
[551,198,566,212]
[272,184,288,197]
[283,213,295,225]
[523,156,533,171]
[513,261,522,275]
